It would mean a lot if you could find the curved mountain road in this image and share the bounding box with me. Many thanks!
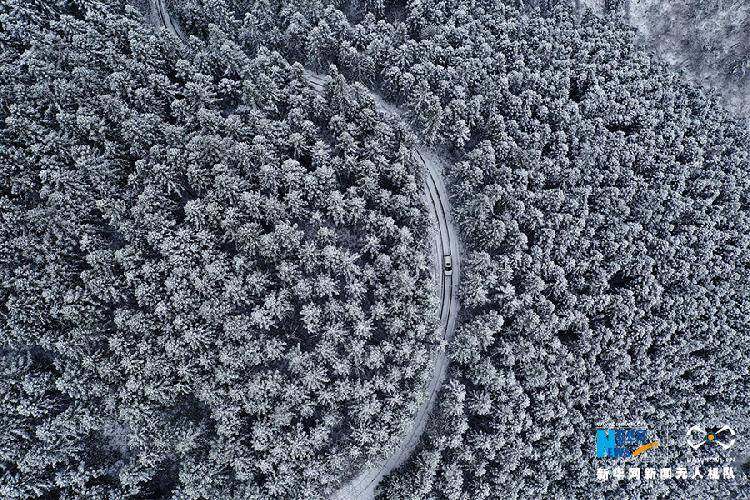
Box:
[150,0,184,40]
[149,4,460,498]
[290,71,462,500]
[330,150,460,500]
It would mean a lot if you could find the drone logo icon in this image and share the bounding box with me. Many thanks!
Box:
[686,425,736,450]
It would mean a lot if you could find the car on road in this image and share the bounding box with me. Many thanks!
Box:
[444,255,453,276]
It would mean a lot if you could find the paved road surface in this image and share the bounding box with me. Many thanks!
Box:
[149,7,461,498]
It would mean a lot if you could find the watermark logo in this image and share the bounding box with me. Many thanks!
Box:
[597,465,736,481]
[687,425,736,450]
[595,422,739,482]
[596,427,659,458]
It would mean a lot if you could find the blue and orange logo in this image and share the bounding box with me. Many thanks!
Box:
[596,428,658,458]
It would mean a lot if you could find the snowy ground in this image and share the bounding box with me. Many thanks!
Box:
[579,0,750,126]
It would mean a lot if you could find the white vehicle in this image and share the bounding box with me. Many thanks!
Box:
[444,255,453,276]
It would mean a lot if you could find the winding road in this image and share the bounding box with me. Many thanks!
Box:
[150,0,183,40]
[305,73,460,500]
[150,4,460,498]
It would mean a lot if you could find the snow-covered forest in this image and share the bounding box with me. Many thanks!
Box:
[1,1,438,497]
[1,0,749,498]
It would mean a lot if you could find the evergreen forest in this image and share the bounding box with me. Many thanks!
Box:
[1,0,749,498]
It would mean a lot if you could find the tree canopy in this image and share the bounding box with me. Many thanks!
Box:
[222,0,750,496]
[0,1,437,497]
[2,0,749,498]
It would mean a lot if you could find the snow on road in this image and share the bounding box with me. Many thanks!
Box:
[150,0,184,40]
